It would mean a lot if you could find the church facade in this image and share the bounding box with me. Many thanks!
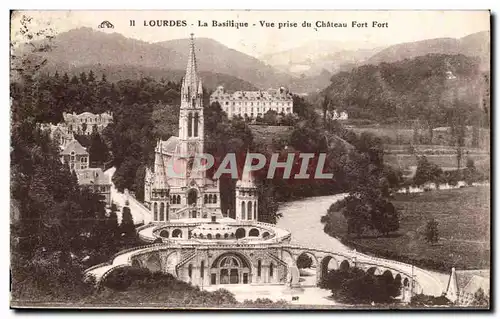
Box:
[144,35,257,223]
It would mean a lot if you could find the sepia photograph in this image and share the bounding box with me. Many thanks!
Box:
[9,9,491,309]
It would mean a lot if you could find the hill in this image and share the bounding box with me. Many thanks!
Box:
[260,40,381,76]
[21,27,289,91]
[156,37,290,89]
[366,31,490,70]
[48,63,258,92]
[322,53,488,125]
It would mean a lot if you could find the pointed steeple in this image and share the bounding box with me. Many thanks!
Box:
[182,33,201,101]
[237,151,257,189]
[445,267,459,303]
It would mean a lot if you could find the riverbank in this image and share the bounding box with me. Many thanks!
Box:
[320,185,490,273]
[276,194,450,291]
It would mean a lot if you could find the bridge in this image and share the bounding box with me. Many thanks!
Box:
[89,175,445,298]
[84,240,443,298]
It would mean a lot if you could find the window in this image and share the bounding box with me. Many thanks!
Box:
[241,201,246,220]
[193,113,199,137]
[247,202,252,220]
[270,263,274,278]
[257,260,262,277]
[160,202,165,220]
[187,113,193,137]
[201,261,205,278]
[188,264,193,279]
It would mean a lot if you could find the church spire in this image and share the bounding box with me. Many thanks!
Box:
[182,33,201,102]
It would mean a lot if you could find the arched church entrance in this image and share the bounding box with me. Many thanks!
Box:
[210,253,251,285]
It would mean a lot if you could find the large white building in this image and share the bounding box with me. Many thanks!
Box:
[63,111,113,135]
[144,35,258,222]
[209,86,294,119]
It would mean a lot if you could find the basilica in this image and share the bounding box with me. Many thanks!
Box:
[144,35,258,223]
[85,36,439,299]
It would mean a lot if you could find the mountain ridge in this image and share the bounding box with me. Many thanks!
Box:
[15,27,490,94]
[366,31,490,70]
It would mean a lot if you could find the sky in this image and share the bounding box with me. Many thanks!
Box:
[10,10,490,58]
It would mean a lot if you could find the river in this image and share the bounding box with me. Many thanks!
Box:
[276,193,450,290]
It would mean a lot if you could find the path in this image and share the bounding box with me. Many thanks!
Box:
[104,167,151,225]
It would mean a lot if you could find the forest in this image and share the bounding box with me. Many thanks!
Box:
[320,54,490,146]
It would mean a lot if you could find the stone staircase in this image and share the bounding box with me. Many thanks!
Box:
[265,251,290,284]
[175,249,197,276]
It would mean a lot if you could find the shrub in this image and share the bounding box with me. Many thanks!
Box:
[296,254,313,269]
[411,293,452,306]
[102,266,150,291]
[322,266,402,304]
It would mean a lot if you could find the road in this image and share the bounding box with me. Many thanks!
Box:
[104,167,151,225]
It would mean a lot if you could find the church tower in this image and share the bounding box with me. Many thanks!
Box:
[145,34,222,221]
[178,33,205,158]
[235,161,258,221]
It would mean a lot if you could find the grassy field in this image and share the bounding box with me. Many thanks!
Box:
[249,125,293,146]
[384,153,490,171]
[328,186,490,271]
[350,126,414,144]
[349,124,490,149]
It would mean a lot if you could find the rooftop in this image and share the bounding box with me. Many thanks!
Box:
[61,139,88,155]
[211,87,293,101]
[76,168,111,186]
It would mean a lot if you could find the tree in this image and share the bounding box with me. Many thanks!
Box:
[321,95,329,126]
[464,158,478,186]
[87,70,96,83]
[471,288,489,307]
[414,156,443,187]
[256,181,281,224]
[106,203,119,240]
[321,266,401,304]
[88,133,109,166]
[70,75,79,85]
[79,71,88,85]
[296,254,313,269]
[290,120,327,153]
[262,110,278,126]
[120,206,135,238]
[371,199,400,236]
[424,219,439,245]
